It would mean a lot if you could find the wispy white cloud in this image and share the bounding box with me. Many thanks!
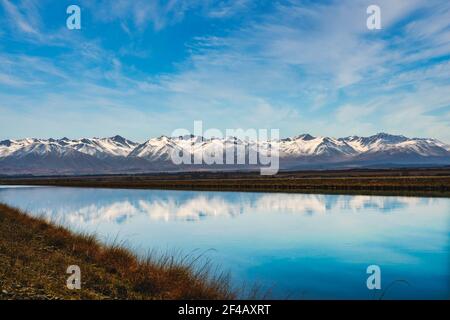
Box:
[149,0,450,140]
[82,0,251,31]
[83,0,195,31]
[206,0,250,18]
[0,0,449,142]
[0,0,40,35]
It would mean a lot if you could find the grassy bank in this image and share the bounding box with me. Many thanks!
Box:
[0,204,235,300]
[1,168,450,197]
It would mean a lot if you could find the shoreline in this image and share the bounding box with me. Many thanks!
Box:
[0,204,235,300]
[1,168,449,197]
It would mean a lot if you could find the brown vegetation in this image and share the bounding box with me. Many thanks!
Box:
[0,204,235,300]
[1,168,449,197]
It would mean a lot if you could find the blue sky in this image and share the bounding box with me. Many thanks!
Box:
[0,0,449,142]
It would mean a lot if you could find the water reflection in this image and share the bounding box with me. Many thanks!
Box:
[0,186,448,299]
[0,186,431,224]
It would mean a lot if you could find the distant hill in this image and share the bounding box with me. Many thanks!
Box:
[1,133,449,175]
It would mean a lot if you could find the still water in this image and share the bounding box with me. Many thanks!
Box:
[0,186,448,299]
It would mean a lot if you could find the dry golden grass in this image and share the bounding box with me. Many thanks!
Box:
[0,204,236,300]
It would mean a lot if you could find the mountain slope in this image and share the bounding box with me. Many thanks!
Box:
[0,133,449,175]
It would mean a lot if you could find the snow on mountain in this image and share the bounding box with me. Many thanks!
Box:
[340,133,449,157]
[0,139,27,157]
[128,136,179,161]
[0,136,138,159]
[67,135,139,158]
[278,135,356,158]
[128,135,249,162]
[128,132,450,166]
[1,133,449,175]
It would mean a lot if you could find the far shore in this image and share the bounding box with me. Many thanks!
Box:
[0,168,449,197]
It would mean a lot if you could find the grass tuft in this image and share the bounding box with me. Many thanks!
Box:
[0,203,238,300]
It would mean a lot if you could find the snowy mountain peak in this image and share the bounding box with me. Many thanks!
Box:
[0,139,13,147]
[1,133,449,175]
[294,133,315,141]
[0,136,139,159]
[370,132,408,143]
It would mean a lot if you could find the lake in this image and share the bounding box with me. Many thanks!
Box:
[0,185,448,299]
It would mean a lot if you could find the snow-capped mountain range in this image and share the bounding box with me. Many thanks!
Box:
[0,133,449,175]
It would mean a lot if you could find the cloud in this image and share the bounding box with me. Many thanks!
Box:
[161,0,450,139]
[206,0,250,18]
[0,0,449,142]
[0,0,40,35]
[82,0,252,31]
[83,0,197,31]
[30,193,430,223]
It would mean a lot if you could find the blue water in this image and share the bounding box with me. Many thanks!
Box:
[0,186,448,299]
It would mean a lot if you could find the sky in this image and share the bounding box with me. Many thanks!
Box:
[0,0,449,142]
